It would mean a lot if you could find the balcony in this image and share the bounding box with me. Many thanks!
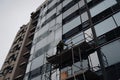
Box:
[30,26,36,33]
[14,74,23,80]
[23,51,30,58]
[19,62,27,67]
[25,40,32,50]
[28,32,35,39]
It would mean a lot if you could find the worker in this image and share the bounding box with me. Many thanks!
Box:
[56,40,67,54]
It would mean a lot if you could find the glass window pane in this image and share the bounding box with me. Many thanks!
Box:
[63,0,72,7]
[63,3,79,19]
[87,0,92,3]
[113,12,120,26]
[101,39,120,66]
[63,16,81,34]
[72,32,84,45]
[31,75,41,80]
[79,0,85,8]
[34,23,49,40]
[46,8,56,20]
[57,3,62,15]
[56,14,62,27]
[48,0,57,9]
[90,0,117,17]
[31,54,45,71]
[81,12,88,22]
[26,62,31,73]
[95,17,117,36]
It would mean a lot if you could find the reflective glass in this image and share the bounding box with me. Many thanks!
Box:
[31,75,41,80]
[31,54,45,70]
[101,39,120,66]
[90,0,117,17]
[63,0,72,7]
[95,17,117,36]
[48,0,57,9]
[87,0,92,3]
[34,23,49,41]
[30,46,35,55]
[81,12,88,22]
[73,60,88,73]
[26,62,31,73]
[63,16,81,34]
[35,37,48,54]
[24,74,29,80]
[113,12,120,26]
[63,3,79,19]
[72,32,84,45]
[79,0,85,8]
[46,8,56,20]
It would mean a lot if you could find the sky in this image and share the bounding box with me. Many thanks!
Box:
[0,0,45,69]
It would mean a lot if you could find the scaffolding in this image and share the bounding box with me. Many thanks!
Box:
[45,0,108,80]
[46,32,103,80]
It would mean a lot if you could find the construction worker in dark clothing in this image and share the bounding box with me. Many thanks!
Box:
[56,40,67,54]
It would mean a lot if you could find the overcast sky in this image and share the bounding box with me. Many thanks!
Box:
[0,0,45,69]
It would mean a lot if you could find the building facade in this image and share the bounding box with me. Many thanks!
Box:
[1,0,120,80]
[23,0,120,80]
[24,0,120,80]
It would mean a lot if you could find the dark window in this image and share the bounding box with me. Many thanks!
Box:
[30,67,41,79]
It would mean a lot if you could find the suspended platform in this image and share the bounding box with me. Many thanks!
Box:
[47,41,96,69]
[66,70,100,80]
